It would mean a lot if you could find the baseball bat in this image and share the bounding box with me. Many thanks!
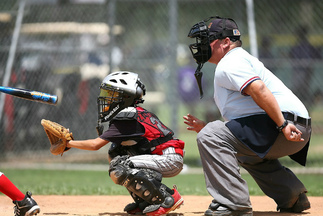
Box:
[0,86,58,105]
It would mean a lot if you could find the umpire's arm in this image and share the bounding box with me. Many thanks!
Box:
[243,79,304,142]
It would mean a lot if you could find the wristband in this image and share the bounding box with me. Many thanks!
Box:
[276,120,288,132]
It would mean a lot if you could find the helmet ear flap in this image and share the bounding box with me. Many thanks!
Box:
[135,86,143,99]
[135,79,146,100]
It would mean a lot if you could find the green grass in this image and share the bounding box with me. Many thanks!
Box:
[1,169,323,197]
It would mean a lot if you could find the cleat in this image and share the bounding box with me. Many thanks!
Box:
[13,191,40,216]
[144,186,184,216]
[204,200,252,216]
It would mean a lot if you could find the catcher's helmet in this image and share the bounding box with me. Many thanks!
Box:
[97,71,146,122]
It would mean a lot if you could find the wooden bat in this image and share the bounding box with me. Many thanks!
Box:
[0,86,58,105]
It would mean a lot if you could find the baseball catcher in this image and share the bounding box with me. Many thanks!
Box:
[41,119,73,156]
[52,71,185,215]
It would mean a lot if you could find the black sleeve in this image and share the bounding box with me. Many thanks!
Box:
[100,119,145,142]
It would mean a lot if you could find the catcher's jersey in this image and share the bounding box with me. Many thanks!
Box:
[100,106,185,157]
[214,47,309,121]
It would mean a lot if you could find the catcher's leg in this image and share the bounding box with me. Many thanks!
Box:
[124,190,150,214]
[109,156,176,211]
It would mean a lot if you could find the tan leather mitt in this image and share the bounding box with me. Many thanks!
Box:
[41,119,73,156]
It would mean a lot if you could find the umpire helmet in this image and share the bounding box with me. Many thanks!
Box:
[98,71,146,122]
[188,16,240,64]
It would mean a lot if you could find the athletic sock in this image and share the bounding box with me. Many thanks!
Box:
[0,173,26,201]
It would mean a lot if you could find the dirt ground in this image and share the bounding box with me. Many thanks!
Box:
[1,195,323,216]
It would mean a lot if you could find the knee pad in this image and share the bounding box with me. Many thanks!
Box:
[109,164,130,185]
[109,155,134,185]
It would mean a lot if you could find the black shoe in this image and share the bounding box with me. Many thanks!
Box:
[13,191,40,216]
[279,192,311,213]
[205,200,253,216]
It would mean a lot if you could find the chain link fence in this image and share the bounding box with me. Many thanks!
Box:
[0,0,322,166]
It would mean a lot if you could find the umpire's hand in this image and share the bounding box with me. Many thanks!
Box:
[183,114,206,133]
[282,123,304,142]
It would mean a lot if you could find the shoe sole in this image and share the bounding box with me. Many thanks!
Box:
[26,206,40,216]
[164,197,184,215]
[144,197,184,216]
[205,209,253,216]
[208,212,252,216]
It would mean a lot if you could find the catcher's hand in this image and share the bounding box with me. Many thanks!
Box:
[41,119,73,156]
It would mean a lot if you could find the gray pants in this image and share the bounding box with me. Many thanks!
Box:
[196,120,311,211]
[129,147,184,177]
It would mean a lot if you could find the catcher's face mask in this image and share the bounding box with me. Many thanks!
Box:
[97,85,124,123]
[97,71,146,123]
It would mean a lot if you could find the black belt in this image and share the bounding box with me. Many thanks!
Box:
[283,112,311,126]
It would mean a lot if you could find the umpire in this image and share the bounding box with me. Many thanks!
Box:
[184,16,311,216]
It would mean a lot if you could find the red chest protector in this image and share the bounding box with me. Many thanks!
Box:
[136,106,185,156]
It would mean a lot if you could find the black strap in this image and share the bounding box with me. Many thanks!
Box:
[283,112,311,126]
[150,134,173,147]
[194,63,204,99]
[276,120,288,132]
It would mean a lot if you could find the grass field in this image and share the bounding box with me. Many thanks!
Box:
[1,168,323,197]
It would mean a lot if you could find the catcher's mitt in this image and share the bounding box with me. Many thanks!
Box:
[41,119,73,156]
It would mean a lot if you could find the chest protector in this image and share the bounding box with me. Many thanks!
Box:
[136,107,174,147]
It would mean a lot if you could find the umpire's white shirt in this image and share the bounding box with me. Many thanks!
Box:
[214,47,309,121]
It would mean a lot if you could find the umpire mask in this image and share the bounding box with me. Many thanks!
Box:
[188,16,240,64]
[187,18,212,99]
[187,16,241,98]
[188,21,212,64]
